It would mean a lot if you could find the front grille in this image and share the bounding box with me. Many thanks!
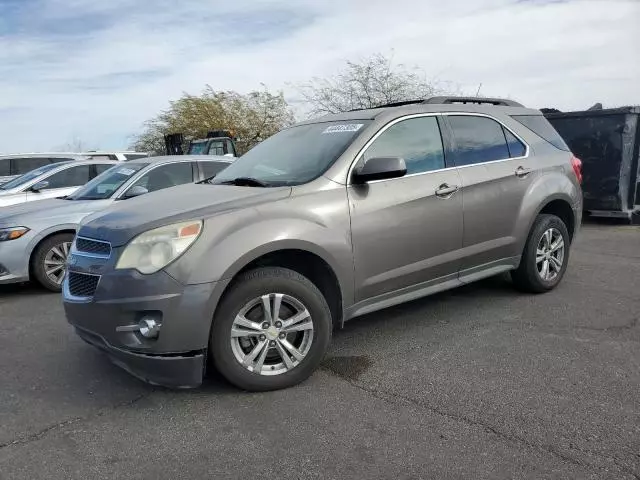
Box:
[68,272,100,297]
[75,237,111,257]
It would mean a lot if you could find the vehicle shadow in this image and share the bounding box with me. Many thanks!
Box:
[337,273,519,333]
[0,282,52,298]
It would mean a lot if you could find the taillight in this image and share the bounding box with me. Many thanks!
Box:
[571,155,582,184]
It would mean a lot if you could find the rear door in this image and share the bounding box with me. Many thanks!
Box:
[25,164,92,202]
[348,114,464,302]
[444,114,532,276]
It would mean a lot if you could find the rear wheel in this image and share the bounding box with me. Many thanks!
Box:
[31,233,74,292]
[210,267,332,391]
[511,214,570,293]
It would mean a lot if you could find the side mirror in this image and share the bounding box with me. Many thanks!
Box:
[123,185,149,199]
[352,157,407,184]
[30,180,49,192]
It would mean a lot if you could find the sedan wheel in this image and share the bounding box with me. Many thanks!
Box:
[44,241,71,286]
[32,233,75,292]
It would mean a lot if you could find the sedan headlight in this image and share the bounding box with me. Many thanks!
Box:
[116,221,202,274]
[0,227,29,242]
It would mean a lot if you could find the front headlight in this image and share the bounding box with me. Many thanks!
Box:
[0,227,30,242]
[115,221,202,274]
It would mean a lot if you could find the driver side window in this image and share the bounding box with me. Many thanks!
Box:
[364,116,445,175]
[128,162,194,194]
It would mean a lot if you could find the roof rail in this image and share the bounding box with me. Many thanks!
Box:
[424,96,524,107]
[348,99,424,111]
[349,96,524,112]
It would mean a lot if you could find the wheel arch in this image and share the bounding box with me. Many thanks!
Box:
[27,226,77,274]
[214,242,346,328]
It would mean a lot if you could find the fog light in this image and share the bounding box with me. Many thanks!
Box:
[138,318,161,338]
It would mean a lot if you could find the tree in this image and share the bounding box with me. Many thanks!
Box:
[297,53,456,116]
[131,86,295,155]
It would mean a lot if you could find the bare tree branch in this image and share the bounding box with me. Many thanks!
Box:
[296,53,456,116]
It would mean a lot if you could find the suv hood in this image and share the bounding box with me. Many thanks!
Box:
[0,198,111,227]
[78,183,292,246]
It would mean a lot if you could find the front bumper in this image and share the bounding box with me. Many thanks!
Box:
[63,247,223,388]
[74,326,205,388]
[0,234,31,284]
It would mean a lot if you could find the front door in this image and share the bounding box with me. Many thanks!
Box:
[445,114,534,273]
[348,115,464,302]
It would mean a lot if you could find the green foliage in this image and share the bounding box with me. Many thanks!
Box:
[131,86,295,155]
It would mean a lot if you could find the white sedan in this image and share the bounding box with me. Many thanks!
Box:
[0,159,117,208]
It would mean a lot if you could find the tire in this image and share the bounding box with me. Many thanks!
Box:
[31,233,74,292]
[511,214,570,293]
[210,267,332,391]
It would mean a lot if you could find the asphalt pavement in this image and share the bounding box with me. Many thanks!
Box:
[1,223,638,479]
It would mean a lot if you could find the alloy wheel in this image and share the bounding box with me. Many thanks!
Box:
[230,293,314,376]
[44,241,71,286]
[536,227,565,281]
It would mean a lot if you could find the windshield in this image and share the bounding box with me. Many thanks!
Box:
[68,163,148,200]
[0,163,67,190]
[212,121,371,186]
[189,141,208,155]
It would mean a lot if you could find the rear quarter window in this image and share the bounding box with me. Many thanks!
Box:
[511,115,570,151]
[0,159,9,176]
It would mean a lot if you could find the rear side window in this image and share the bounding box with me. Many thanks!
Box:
[129,162,194,194]
[448,116,510,166]
[511,115,570,151]
[201,161,229,179]
[95,164,114,176]
[45,165,91,189]
[504,129,526,157]
[11,157,50,174]
[0,159,9,176]
[364,116,445,175]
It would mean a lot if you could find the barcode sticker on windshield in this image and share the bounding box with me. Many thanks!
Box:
[322,124,364,134]
[116,168,135,176]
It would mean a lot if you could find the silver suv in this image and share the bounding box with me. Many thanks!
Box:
[63,97,583,391]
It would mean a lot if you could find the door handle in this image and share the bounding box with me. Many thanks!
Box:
[435,183,459,198]
[515,166,532,178]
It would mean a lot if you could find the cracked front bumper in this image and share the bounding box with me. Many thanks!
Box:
[74,325,205,388]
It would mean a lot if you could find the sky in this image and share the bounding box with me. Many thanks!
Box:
[0,0,638,153]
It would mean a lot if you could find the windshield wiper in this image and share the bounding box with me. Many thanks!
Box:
[197,175,216,185]
[216,177,269,187]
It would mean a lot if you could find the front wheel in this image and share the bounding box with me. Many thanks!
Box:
[210,267,332,391]
[31,233,74,292]
[511,214,570,293]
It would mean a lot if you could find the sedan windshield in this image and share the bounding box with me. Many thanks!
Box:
[212,120,371,186]
[0,163,67,190]
[68,163,148,200]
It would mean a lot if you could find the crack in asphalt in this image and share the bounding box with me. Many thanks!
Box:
[321,367,640,479]
[0,391,152,450]
[577,317,639,332]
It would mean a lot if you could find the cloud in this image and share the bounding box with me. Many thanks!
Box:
[0,0,638,152]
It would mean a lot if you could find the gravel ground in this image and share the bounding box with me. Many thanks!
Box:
[1,223,638,479]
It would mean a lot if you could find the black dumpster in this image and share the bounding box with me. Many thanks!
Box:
[544,107,640,222]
